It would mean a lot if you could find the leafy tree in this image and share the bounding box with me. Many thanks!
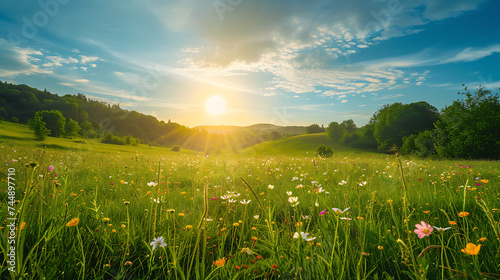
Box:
[270,130,282,140]
[340,119,357,133]
[171,145,181,152]
[372,101,439,151]
[28,113,50,140]
[38,110,66,137]
[326,122,345,142]
[401,130,435,157]
[65,119,81,137]
[305,124,326,134]
[433,86,500,159]
[80,121,97,138]
[315,145,333,157]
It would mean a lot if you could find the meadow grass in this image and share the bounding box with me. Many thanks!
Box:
[0,123,499,279]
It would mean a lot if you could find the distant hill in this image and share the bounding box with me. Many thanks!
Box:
[196,123,306,135]
[240,133,334,155]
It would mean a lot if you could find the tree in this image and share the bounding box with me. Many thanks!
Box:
[65,119,81,137]
[340,119,357,133]
[372,101,439,151]
[433,86,500,159]
[38,110,66,137]
[305,124,326,134]
[326,122,345,142]
[28,112,50,140]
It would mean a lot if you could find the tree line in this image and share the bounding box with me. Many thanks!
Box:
[306,86,499,159]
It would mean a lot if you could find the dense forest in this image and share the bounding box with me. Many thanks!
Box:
[0,81,279,152]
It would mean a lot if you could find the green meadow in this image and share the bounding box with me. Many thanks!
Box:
[1,122,499,279]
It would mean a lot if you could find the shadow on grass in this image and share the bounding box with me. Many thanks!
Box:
[36,143,75,150]
[0,134,32,141]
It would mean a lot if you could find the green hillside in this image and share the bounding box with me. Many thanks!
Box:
[0,121,195,155]
[240,133,354,156]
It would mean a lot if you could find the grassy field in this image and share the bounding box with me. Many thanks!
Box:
[1,121,500,279]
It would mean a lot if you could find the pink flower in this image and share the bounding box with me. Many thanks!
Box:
[319,209,328,216]
[414,221,433,238]
[49,165,54,172]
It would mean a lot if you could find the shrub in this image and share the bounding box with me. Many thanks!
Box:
[315,144,333,157]
[171,145,181,152]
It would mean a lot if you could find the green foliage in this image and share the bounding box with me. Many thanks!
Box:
[269,130,282,140]
[433,86,500,159]
[38,110,66,137]
[372,101,439,151]
[315,144,333,157]
[305,123,326,134]
[326,121,346,142]
[171,145,181,152]
[9,117,19,123]
[27,113,50,140]
[65,118,81,137]
[401,130,435,157]
[340,119,356,133]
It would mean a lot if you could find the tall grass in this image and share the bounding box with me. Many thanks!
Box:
[0,143,499,279]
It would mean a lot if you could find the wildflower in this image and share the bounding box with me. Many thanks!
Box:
[449,221,457,225]
[253,215,259,219]
[112,229,116,233]
[458,212,469,217]
[461,243,481,255]
[478,237,486,242]
[49,165,54,172]
[423,211,430,214]
[480,179,489,184]
[233,222,240,227]
[340,217,352,221]
[240,199,251,205]
[121,224,126,228]
[186,225,193,230]
[20,222,26,230]
[124,261,132,266]
[147,182,157,187]
[178,213,185,217]
[302,215,309,220]
[241,247,253,255]
[414,221,433,238]
[315,201,319,207]
[150,236,167,250]
[288,197,299,207]
[286,191,292,196]
[66,218,80,227]
[319,209,328,215]
[332,207,350,215]
[102,218,110,223]
[268,185,274,189]
[213,257,226,267]
[357,216,364,220]
[252,227,257,230]
[235,265,240,270]
[124,201,130,206]
[293,232,316,241]
[378,246,383,250]
[433,226,451,232]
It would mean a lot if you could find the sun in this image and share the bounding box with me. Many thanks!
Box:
[205,96,227,115]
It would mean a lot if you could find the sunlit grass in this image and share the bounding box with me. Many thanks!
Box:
[0,123,499,279]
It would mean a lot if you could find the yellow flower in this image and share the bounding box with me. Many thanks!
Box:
[213,257,226,267]
[233,222,239,227]
[20,222,26,230]
[121,224,126,228]
[241,247,253,255]
[102,218,110,223]
[378,246,383,250]
[296,222,303,226]
[66,218,80,227]
[112,229,117,233]
[178,213,185,217]
[357,216,364,220]
[186,225,193,230]
[120,180,125,184]
[423,211,430,214]
[461,243,481,255]
[252,227,257,230]
[458,212,469,217]
[449,221,457,225]
[180,192,186,195]
[480,179,489,184]
[479,237,486,242]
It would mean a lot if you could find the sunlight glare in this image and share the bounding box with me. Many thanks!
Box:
[205,96,227,115]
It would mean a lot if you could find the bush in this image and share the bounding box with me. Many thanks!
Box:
[315,145,333,157]
[171,145,181,152]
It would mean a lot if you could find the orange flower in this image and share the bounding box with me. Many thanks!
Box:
[213,257,226,267]
[480,179,489,184]
[20,222,26,230]
[423,211,430,214]
[478,237,486,242]
[66,218,80,227]
[449,221,457,225]
[458,212,469,217]
[461,243,481,255]
[377,246,383,250]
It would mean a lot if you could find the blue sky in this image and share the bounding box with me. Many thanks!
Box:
[1,0,499,127]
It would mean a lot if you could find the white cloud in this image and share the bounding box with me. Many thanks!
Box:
[341,99,348,103]
[0,39,51,78]
[440,45,500,64]
[80,55,100,64]
[74,79,90,83]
